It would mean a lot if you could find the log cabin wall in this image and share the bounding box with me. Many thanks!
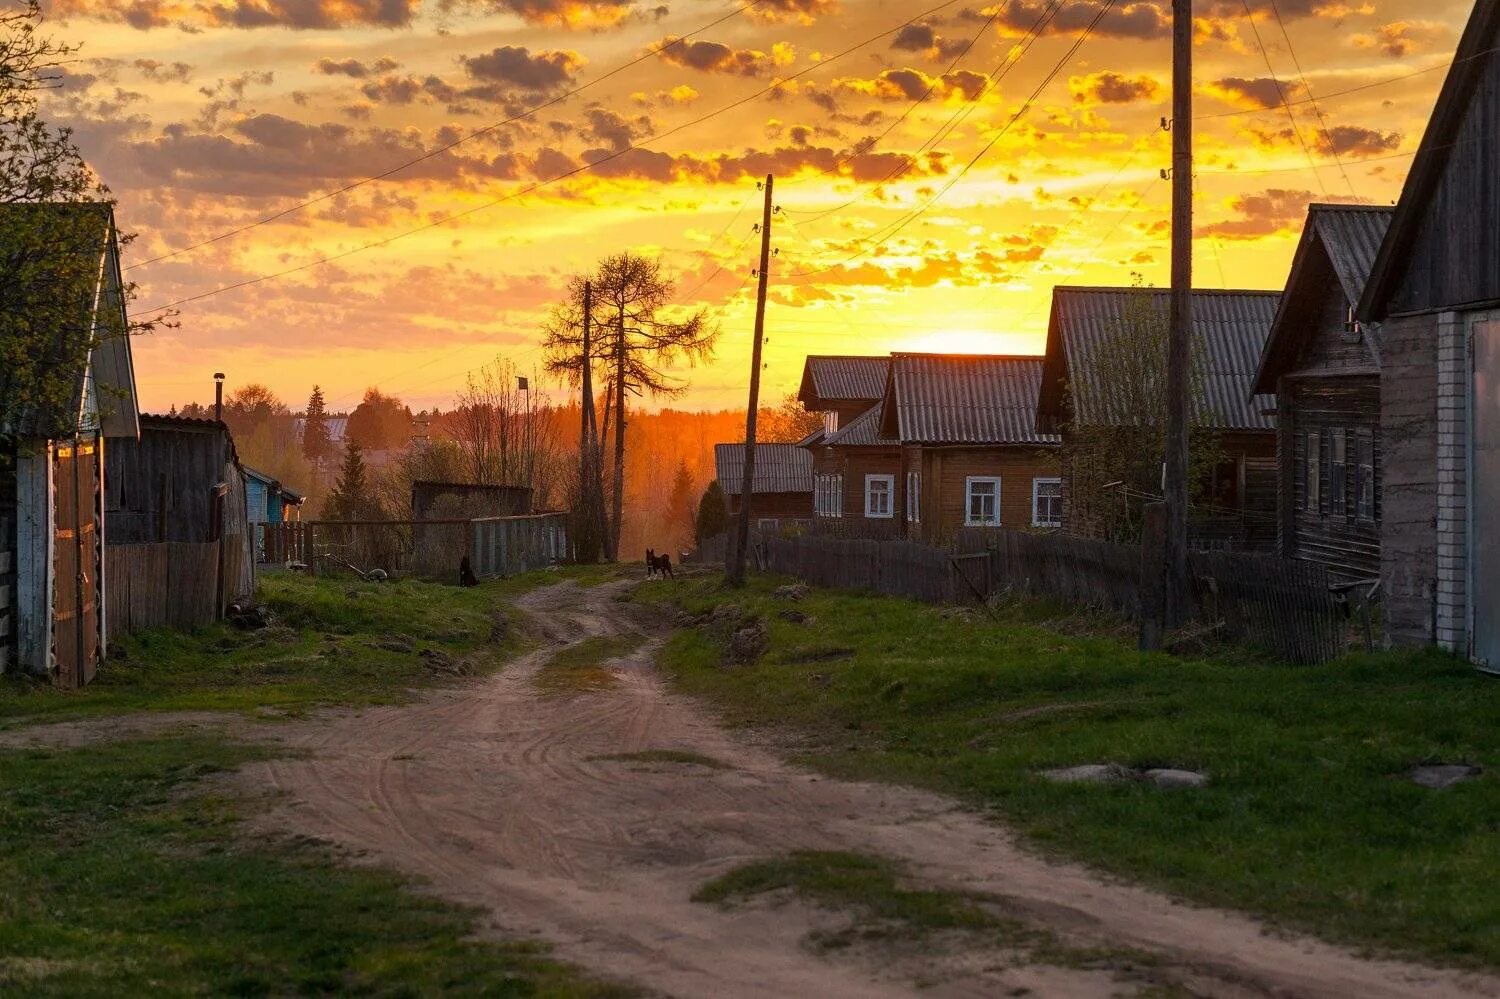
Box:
[1280,375,1381,579]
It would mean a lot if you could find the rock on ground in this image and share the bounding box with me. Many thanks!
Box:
[1408,764,1482,790]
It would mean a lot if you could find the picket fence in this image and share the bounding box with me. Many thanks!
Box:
[739,529,1348,664]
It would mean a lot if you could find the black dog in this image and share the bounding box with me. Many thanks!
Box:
[459,555,479,587]
[645,548,674,579]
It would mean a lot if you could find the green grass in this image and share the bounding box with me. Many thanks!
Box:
[695,851,1005,951]
[0,566,614,725]
[589,749,730,769]
[0,735,633,997]
[640,574,1500,969]
[535,634,645,694]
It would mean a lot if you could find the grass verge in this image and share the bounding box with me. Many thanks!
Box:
[0,565,618,725]
[0,734,633,997]
[641,574,1500,969]
[535,634,645,694]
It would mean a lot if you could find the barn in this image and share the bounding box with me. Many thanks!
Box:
[103,415,255,635]
[713,443,814,534]
[1253,204,1393,580]
[1357,0,1500,659]
[0,203,139,687]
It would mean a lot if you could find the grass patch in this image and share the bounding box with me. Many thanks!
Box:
[696,850,1004,952]
[535,634,644,694]
[0,735,632,997]
[0,565,613,726]
[642,574,1500,969]
[589,749,730,769]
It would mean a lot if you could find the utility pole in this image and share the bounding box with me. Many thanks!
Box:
[727,173,774,587]
[1162,0,1194,631]
[579,281,601,563]
[610,303,626,563]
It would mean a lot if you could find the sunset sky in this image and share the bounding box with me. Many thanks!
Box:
[46,0,1471,414]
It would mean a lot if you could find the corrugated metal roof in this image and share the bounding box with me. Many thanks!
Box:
[797,355,889,406]
[823,402,893,447]
[888,354,1059,446]
[1044,287,1279,431]
[714,442,814,495]
[1314,204,1393,303]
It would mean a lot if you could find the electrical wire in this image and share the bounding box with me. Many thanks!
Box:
[1237,0,1326,194]
[1261,0,1356,195]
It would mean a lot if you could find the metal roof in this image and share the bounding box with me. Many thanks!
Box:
[1315,204,1393,303]
[823,402,894,447]
[1253,205,1391,393]
[714,442,814,495]
[796,355,890,407]
[1040,287,1279,432]
[882,354,1059,446]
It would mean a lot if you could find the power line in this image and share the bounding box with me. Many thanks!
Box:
[1261,0,1356,195]
[133,0,972,320]
[125,0,773,271]
[1237,0,1326,194]
[786,0,1117,281]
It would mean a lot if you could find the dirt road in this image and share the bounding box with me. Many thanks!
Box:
[242,580,1500,998]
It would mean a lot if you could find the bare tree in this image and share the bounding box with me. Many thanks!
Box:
[543,253,718,559]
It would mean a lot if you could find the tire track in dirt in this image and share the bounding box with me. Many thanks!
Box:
[238,580,1500,999]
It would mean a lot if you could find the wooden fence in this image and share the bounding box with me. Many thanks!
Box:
[105,541,220,638]
[744,529,1348,664]
[259,514,569,581]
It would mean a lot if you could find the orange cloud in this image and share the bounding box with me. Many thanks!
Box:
[1351,20,1446,57]
[653,36,795,76]
[1068,71,1162,105]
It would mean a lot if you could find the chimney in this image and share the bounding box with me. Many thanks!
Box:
[214,372,225,422]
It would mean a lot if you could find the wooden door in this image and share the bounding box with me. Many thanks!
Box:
[52,440,101,688]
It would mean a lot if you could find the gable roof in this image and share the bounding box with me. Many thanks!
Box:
[796,355,889,409]
[1039,286,1278,432]
[714,442,814,495]
[244,465,306,503]
[0,202,138,439]
[878,353,1058,446]
[1253,204,1392,393]
[823,402,895,447]
[1359,0,1500,320]
[139,413,242,471]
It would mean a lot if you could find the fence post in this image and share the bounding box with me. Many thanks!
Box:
[1139,502,1166,651]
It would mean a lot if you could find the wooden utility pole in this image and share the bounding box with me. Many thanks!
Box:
[727,173,774,587]
[1162,0,1194,631]
[578,281,601,563]
[610,305,626,562]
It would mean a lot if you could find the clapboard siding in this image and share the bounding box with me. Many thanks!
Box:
[914,445,1062,542]
[1389,51,1500,315]
[1379,313,1440,645]
[0,446,14,673]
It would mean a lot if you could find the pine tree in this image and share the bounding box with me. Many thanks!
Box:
[695,480,729,544]
[325,439,371,522]
[667,462,695,540]
[302,384,332,468]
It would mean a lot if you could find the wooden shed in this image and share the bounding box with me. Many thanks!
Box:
[103,415,254,635]
[1356,0,1500,659]
[1037,286,1280,548]
[713,443,814,533]
[0,203,139,688]
[1253,204,1393,580]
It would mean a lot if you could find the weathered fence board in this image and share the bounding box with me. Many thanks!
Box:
[260,515,569,581]
[106,541,220,639]
[735,528,1348,664]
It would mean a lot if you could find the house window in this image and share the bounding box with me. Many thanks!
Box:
[816,474,843,517]
[1306,431,1321,513]
[1032,477,1062,528]
[965,476,1001,526]
[1330,428,1347,516]
[757,518,779,533]
[1356,428,1375,521]
[865,474,894,519]
[823,411,839,435]
[905,471,920,523]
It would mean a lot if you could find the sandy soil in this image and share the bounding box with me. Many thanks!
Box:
[169,578,1493,999]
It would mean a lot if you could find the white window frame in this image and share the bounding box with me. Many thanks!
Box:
[1032,477,1062,528]
[823,410,839,435]
[756,517,779,533]
[965,475,1002,527]
[864,474,895,519]
[816,473,844,518]
[905,470,921,523]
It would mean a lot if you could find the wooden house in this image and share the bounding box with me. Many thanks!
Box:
[103,414,255,634]
[713,443,814,532]
[1037,286,1279,547]
[0,203,138,688]
[795,355,895,534]
[1253,204,1393,580]
[880,353,1061,543]
[1355,0,1500,658]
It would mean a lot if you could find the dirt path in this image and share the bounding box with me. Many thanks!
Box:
[231,581,1500,998]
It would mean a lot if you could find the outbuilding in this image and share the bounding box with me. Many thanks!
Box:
[713,442,814,534]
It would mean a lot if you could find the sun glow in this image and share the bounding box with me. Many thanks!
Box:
[905,329,1044,357]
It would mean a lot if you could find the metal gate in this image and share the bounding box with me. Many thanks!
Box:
[53,439,101,688]
[1472,320,1500,670]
